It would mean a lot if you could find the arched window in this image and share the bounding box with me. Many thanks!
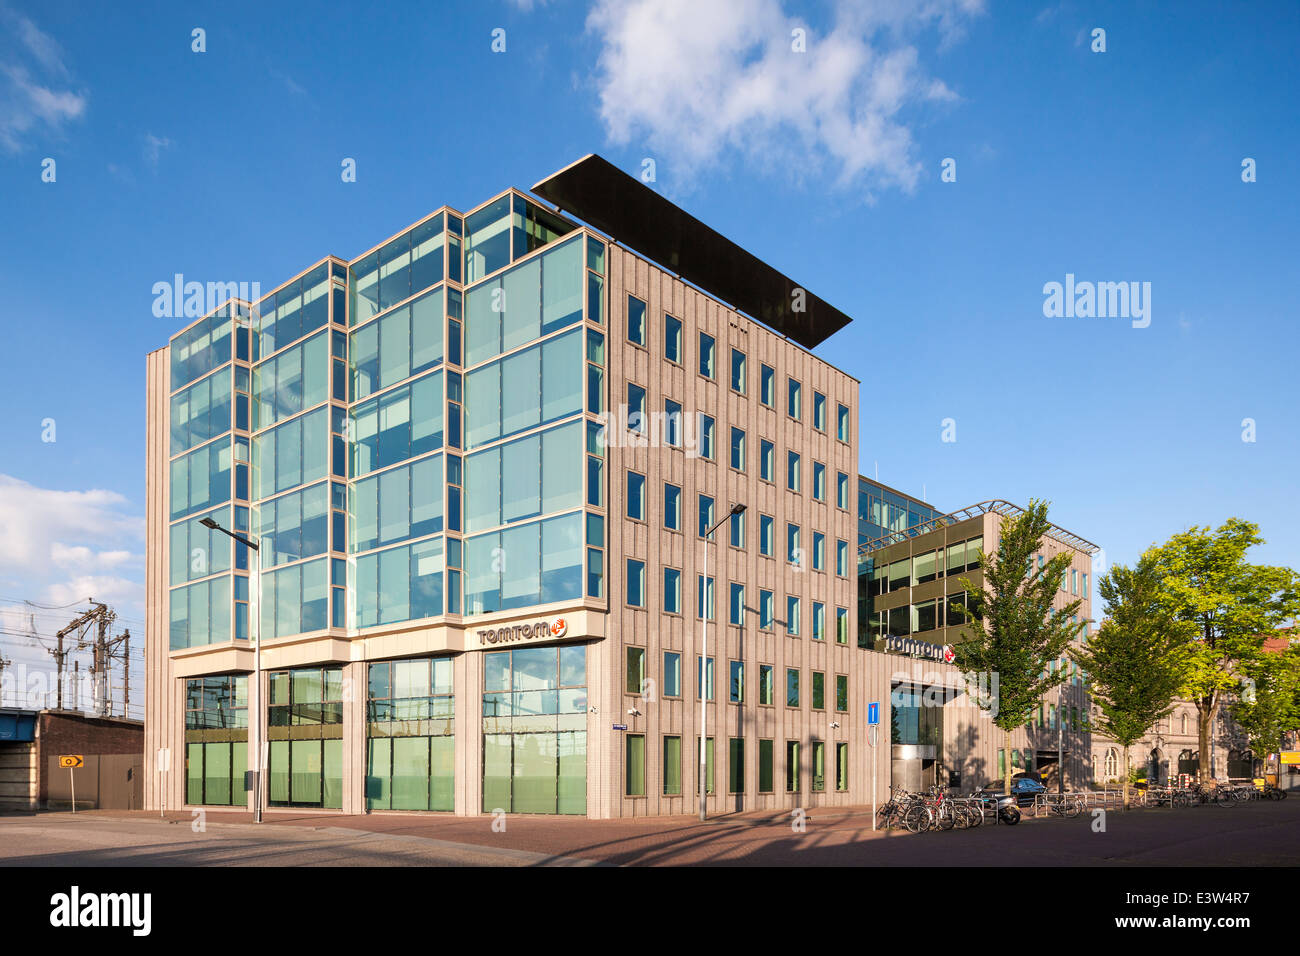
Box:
[1180,711,1187,735]
[1103,748,1118,779]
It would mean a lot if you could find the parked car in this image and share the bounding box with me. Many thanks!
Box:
[1008,777,1047,806]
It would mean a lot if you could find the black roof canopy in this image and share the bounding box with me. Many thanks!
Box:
[532,155,853,350]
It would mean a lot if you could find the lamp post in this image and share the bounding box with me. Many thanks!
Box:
[700,502,745,823]
[199,516,263,824]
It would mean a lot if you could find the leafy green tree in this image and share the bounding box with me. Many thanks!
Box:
[1232,642,1300,765]
[1070,554,1193,807]
[1149,519,1300,782]
[953,500,1085,794]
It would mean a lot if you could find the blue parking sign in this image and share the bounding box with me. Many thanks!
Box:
[868,702,880,725]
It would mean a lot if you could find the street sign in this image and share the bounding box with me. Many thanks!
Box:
[59,755,83,769]
[612,723,627,731]
[867,702,880,725]
[157,747,171,772]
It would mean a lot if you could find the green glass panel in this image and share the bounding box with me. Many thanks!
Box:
[204,741,232,805]
[366,737,391,810]
[231,741,248,807]
[557,731,586,815]
[290,739,322,805]
[512,733,557,813]
[482,735,512,812]
[323,739,343,809]
[269,740,290,803]
[186,743,203,805]
[392,736,429,810]
[625,734,646,797]
[430,736,455,811]
[663,736,681,795]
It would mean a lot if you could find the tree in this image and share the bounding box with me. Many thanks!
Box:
[952,500,1085,795]
[1070,553,1193,807]
[1149,519,1300,783]
[1232,642,1300,767]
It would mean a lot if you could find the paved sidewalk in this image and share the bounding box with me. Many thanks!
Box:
[13,797,1292,866]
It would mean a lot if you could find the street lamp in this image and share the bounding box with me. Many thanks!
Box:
[199,516,263,824]
[700,501,745,823]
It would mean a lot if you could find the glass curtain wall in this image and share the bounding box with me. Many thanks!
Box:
[482,644,587,814]
[267,666,344,808]
[184,675,248,806]
[366,658,455,811]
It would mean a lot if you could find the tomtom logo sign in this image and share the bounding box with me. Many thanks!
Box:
[882,635,954,663]
[477,618,569,646]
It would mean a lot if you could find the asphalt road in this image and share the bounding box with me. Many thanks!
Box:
[1,797,1296,866]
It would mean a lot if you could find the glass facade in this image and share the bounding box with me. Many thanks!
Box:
[366,657,455,811]
[482,644,587,814]
[184,675,248,807]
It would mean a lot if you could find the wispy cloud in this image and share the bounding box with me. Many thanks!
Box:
[0,7,86,152]
[143,132,172,166]
[584,0,983,197]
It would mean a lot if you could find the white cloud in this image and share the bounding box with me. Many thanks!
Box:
[143,132,172,166]
[585,0,983,195]
[0,476,144,614]
[0,9,86,153]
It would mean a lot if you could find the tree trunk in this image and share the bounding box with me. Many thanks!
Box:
[1003,728,1012,795]
[1122,746,1131,809]
[1197,696,1216,784]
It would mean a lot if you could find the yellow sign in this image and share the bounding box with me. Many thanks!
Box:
[59,755,83,769]
[1281,752,1300,765]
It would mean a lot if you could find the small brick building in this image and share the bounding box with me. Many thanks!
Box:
[0,709,143,811]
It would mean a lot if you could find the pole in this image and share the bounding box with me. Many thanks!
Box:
[123,630,130,717]
[699,529,708,823]
[870,724,878,831]
[70,766,75,814]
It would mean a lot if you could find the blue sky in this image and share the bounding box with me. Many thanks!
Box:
[1,0,1298,680]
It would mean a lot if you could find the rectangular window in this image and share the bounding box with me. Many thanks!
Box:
[1082,572,1089,596]
[663,567,682,614]
[811,741,826,792]
[786,596,801,636]
[759,590,774,629]
[812,602,825,641]
[699,332,715,378]
[837,403,849,441]
[812,671,826,710]
[836,742,848,791]
[836,607,848,645]
[812,532,825,571]
[697,737,715,795]
[813,392,826,431]
[626,734,645,796]
[836,673,848,711]
[626,558,645,607]
[664,399,682,447]
[698,494,715,538]
[664,652,682,697]
[626,471,645,520]
[760,364,775,406]
[663,735,681,795]
[699,414,715,460]
[729,660,744,703]
[664,483,681,530]
[786,741,800,792]
[759,440,774,482]
[729,583,745,626]
[665,314,682,364]
[627,383,646,434]
[730,427,746,471]
[1071,568,1078,595]
[758,665,774,705]
[626,294,646,346]
[837,472,849,509]
[728,738,744,793]
[787,379,802,420]
[697,575,714,620]
[812,462,826,501]
[728,509,745,548]
[759,739,774,792]
[836,539,849,577]
[786,668,800,707]
[730,349,746,393]
[787,451,800,492]
[759,515,774,556]
[625,646,646,694]
[787,524,801,566]
[696,655,715,700]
